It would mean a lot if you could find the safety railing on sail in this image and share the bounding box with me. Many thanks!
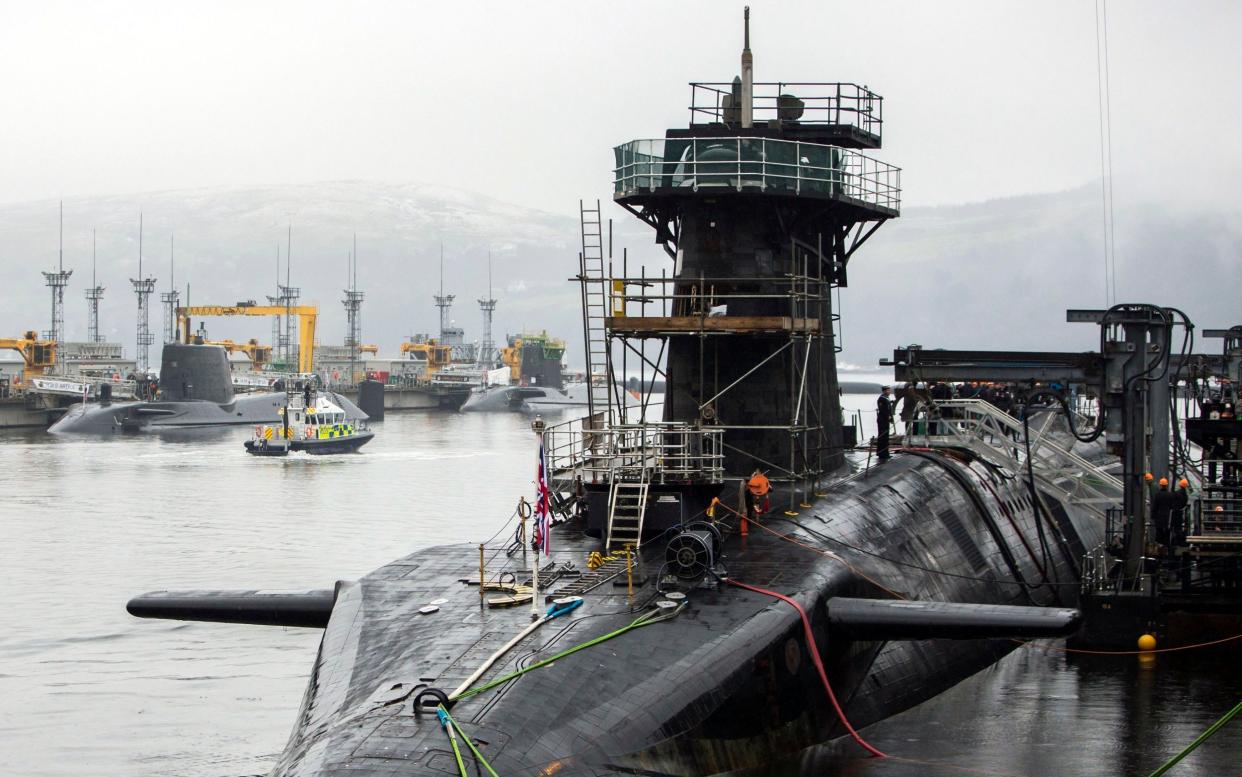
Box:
[907,398,1121,516]
[542,412,725,486]
[601,274,828,320]
[688,82,883,138]
[613,137,901,213]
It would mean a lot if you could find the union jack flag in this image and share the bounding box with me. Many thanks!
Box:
[533,442,552,556]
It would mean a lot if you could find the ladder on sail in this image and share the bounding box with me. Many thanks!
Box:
[606,467,650,552]
[579,199,611,422]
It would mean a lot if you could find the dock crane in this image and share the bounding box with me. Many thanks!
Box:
[0,331,57,386]
[177,304,317,373]
[196,338,274,370]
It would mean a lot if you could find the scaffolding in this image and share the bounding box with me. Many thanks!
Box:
[582,256,837,491]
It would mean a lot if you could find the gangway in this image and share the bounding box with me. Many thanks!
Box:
[907,398,1121,519]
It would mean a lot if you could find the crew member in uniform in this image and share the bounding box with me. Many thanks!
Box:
[876,386,894,460]
[1151,476,1176,548]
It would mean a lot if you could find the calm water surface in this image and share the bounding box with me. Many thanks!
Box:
[2,398,1240,777]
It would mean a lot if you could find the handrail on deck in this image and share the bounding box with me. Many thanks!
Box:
[543,413,725,486]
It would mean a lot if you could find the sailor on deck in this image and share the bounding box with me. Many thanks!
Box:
[876,386,894,460]
[746,469,771,519]
[1151,476,1177,548]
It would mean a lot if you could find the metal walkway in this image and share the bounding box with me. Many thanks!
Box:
[908,399,1120,519]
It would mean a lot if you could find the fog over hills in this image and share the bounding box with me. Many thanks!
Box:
[0,181,1237,371]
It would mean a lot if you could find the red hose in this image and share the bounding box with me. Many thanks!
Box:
[726,579,887,758]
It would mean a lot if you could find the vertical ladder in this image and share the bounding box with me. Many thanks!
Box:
[579,199,611,423]
[606,467,650,552]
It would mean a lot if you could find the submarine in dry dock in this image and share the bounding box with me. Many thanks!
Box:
[127,13,1122,775]
[50,342,366,433]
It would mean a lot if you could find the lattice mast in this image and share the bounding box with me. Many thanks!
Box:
[477,252,497,368]
[159,234,180,343]
[42,202,73,365]
[277,226,300,368]
[267,245,281,356]
[607,7,900,495]
[433,244,454,342]
[343,234,364,383]
[85,229,105,344]
[130,215,157,373]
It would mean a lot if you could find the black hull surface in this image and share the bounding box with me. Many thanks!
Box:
[251,449,1106,776]
[244,431,374,456]
[296,431,374,455]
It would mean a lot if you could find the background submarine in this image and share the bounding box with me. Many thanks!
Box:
[50,342,365,433]
[128,11,1114,775]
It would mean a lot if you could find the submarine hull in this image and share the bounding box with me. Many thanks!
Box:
[49,391,367,434]
[251,449,1105,776]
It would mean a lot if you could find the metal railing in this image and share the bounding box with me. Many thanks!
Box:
[614,137,901,213]
[601,273,827,319]
[543,411,725,486]
[907,398,1122,517]
[28,374,139,400]
[688,82,883,138]
[1194,462,1242,535]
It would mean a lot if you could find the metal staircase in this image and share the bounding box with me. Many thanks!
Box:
[606,467,650,552]
[579,199,611,422]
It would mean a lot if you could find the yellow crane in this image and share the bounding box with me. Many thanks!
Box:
[0,331,57,386]
[399,340,453,374]
[197,338,273,369]
[178,304,318,373]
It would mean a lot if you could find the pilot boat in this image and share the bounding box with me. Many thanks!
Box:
[245,385,374,456]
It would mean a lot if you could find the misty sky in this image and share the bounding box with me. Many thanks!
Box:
[3,1,1241,213]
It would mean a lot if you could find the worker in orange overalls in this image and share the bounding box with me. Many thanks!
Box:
[746,469,772,520]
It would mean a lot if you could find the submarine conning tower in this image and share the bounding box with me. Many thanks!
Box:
[597,9,900,506]
[159,343,235,403]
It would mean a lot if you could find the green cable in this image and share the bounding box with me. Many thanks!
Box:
[1148,698,1242,777]
[437,705,502,777]
[454,607,676,701]
[447,724,468,776]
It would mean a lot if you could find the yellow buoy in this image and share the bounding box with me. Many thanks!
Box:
[1137,633,1157,651]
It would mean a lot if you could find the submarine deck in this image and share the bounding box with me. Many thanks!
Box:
[267,446,1097,775]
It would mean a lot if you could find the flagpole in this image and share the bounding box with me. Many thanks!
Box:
[530,416,547,620]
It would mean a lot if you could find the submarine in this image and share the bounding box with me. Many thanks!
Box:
[50,342,366,433]
[127,12,1115,775]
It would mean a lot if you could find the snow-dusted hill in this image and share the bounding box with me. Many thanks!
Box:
[1,180,1237,370]
[0,181,590,362]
